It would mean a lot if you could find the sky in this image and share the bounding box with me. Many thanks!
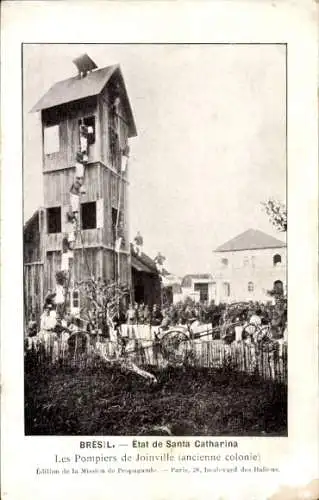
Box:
[23,44,286,276]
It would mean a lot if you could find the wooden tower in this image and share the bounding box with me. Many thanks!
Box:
[31,54,137,302]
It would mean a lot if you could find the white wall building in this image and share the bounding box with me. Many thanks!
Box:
[212,229,286,304]
[173,274,215,304]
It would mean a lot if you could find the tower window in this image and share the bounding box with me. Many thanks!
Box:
[47,207,61,233]
[44,125,60,154]
[248,281,254,293]
[81,202,96,230]
[221,258,228,267]
[273,253,282,266]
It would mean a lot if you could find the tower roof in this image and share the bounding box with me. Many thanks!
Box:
[31,63,137,137]
[215,229,286,252]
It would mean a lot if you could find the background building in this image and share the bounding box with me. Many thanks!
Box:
[131,244,162,307]
[212,229,286,303]
[168,274,215,304]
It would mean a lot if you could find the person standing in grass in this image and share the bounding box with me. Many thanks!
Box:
[39,304,57,356]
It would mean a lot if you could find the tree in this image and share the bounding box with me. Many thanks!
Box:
[262,199,287,232]
[77,278,129,329]
[77,278,157,382]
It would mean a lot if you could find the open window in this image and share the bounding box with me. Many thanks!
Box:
[221,257,228,267]
[44,125,60,154]
[47,207,61,233]
[78,116,96,148]
[81,202,96,230]
[194,283,209,303]
[273,253,282,266]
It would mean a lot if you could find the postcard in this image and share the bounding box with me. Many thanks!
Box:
[1,2,318,499]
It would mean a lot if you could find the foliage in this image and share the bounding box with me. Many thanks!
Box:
[76,279,129,326]
[262,198,287,232]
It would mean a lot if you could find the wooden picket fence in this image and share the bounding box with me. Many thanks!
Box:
[25,324,287,384]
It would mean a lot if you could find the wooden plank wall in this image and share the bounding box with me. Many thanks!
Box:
[100,164,129,253]
[46,248,104,290]
[45,229,105,253]
[46,248,130,285]
[119,253,130,284]
[43,163,101,207]
[99,87,130,167]
[42,97,100,173]
[24,215,41,263]
[45,251,62,292]
[101,165,112,247]
[24,263,44,325]
[26,249,130,320]
[72,248,101,282]
[102,248,116,282]
[98,94,109,167]
[121,181,129,253]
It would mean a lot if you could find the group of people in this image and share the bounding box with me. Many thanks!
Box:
[116,301,225,329]
[26,303,83,356]
[120,299,287,340]
[27,297,287,342]
[25,294,287,365]
[121,303,163,326]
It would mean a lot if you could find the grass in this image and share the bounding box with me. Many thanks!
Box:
[24,357,287,436]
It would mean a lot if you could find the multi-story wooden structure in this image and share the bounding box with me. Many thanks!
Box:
[25,55,137,318]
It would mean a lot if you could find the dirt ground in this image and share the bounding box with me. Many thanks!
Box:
[25,359,287,436]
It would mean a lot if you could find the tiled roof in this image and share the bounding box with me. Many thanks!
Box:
[215,229,286,252]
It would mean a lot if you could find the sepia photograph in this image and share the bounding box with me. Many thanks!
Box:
[23,43,287,437]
